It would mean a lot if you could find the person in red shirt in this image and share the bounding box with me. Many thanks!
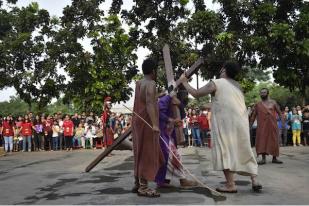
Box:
[189,109,203,147]
[42,116,53,151]
[63,114,74,151]
[1,116,15,153]
[198,108,210,146]
[20,115,34,152]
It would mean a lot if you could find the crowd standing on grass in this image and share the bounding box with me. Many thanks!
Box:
[0,111,132,153]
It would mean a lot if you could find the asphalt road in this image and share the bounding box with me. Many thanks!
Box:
[0,146,309,205]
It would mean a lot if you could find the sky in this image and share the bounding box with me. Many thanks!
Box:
[0,0,219,107]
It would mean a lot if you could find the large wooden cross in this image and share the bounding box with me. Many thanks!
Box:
[85,45,204,172]
[163,44,204,145]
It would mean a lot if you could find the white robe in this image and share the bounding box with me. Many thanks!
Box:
[211,78,258,176]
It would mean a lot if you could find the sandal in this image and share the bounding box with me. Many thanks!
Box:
[257,159,266,165]
[180,179,198,188]
[252,183,263,192]
[131,185,139,193]
[272,159,283,164]
[137,187,160,198]
[216,185,237,193]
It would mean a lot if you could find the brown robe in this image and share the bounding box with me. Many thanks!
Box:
[132,80,164,181]
[255,101,279,156]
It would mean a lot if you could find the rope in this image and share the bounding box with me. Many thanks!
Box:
[123,104,225,198]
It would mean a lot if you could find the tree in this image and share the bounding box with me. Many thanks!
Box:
[0,96,35,117]
[244,82,303,108]
[56,0,138,112]
[245,0,309,104]
[0,1,65,111]
[119,0,200,88]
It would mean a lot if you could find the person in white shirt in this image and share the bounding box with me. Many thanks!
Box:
[52,121,60,151]
[84,123,97,148]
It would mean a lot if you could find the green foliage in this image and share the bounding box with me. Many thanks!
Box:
[0,1,65,111]
[187,95,210,109]
[0,97,30,117]
[58,2,138,111]
[244,82,303,108]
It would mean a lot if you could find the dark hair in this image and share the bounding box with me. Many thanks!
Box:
[142,58,157,75]
[260,88,269,94]
[223,61,241,79]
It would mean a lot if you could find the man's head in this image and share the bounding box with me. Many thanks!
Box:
[220,61,241,79]
[142,58,157,80]
[260,88,269,100]
[285,106,289,112]
[104,96,112,110]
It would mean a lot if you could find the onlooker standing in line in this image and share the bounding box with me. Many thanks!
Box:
[43,116,53,151]
[20,115,34,152]
[33,115,43,151]
[302,108,309,146]
[198,108,209,146]
[291,108,302,146]
[58,117,64,150]
[189,109,202,147]
[52,120,60,151]
[63,115,74,151]
[1,116,15,153]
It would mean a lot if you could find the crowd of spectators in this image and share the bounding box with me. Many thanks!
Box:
[1,104,308,154]
[249,105,309,147]
[0,111,132,153]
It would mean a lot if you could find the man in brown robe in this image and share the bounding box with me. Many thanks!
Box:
[250,88,284,165]
[132,58,164,197]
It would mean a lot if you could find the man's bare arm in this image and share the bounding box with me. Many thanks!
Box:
[249,105,257,127]
[274,101,284,125]
[145,81,159,131]
[182,80,216,99]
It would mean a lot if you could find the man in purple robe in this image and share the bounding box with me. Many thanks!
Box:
[155,92,197,188]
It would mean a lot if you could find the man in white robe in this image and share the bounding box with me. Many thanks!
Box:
[179,61,262,193]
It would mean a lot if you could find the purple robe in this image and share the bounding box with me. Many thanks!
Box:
[155,95,178,185]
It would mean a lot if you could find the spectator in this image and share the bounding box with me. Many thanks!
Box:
[63,115,74,151]
[58,117,64,150]
[1,115,14,153]
[302,108,309,146]
[71,113,80,128]
[84,122,96,149]
[33,115,43,151]
[20,115,34,152]
[52,120,60,151]
[43,115,53,151]
[198,108,210,146]
[74,123,85,148]
[189,109,202,147]
[291,108,302,146]
[182,110,190,147]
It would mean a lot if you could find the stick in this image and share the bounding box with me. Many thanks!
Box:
[122,104,225,198]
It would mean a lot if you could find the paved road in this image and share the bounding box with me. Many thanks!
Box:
[0,146,309,204]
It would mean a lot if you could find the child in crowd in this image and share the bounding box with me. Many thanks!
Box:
[52,121,60,151]
[74,123,84,148]
[291,108,302,146]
